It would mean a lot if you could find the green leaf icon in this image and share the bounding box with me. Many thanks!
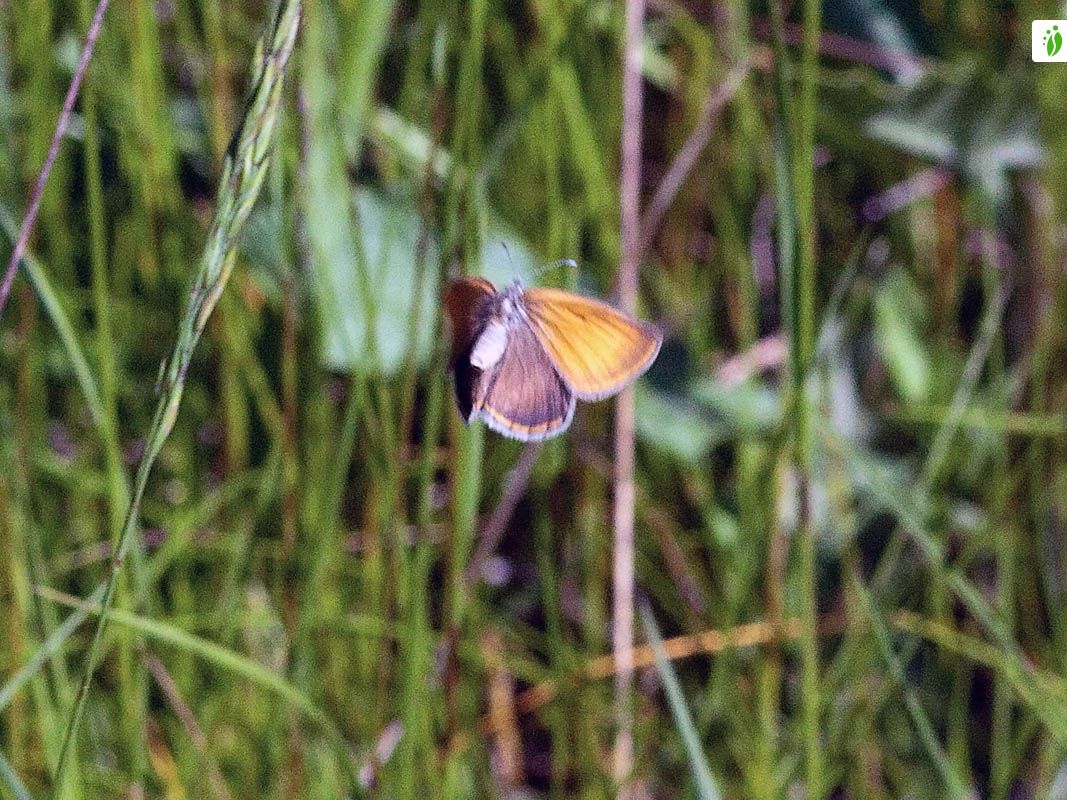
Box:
[1048,28,1063,57]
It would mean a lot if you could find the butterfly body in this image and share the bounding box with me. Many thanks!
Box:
[444,276,662,442]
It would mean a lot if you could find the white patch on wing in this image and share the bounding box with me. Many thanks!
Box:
[470,321,508,369]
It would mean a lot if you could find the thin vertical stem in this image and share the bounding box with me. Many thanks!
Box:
[80,0,126,525]
[446,0,487,633]
[80,0,146,782]
[794,0,823,786]
[770,0,822,793]
[615,0,644,791]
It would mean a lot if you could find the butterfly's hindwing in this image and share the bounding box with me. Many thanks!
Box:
[472,319,576,441]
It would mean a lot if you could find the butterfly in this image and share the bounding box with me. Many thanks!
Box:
[444,276,662,441]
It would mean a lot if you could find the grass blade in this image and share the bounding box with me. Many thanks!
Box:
[0,750,33,800]
[37,587,347,748]
[48,4,303,794]
[639,600,723,800]
[855,581,974,799]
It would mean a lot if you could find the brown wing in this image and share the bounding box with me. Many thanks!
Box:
[445,277,497,422]
[444,277,497,366]
[523,287,662,401]
[471,320,576,442]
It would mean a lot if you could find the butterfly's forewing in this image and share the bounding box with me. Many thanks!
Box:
[472,320,576,442]
[444,277,497,365]
[523,287,662,400]
[444,277,497,421]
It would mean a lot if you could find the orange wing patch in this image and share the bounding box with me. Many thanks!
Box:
[477,403,574,441]
[523,287,662,400]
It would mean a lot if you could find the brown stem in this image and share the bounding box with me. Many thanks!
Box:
[142,652,232,800]
[638,60,750,257]
[463,443,542,586]
[614,0,645,791]
[0,0,112,318]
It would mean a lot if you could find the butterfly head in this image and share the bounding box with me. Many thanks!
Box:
[500,280,526,318]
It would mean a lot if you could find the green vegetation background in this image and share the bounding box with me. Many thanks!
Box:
[1,0,1066,797]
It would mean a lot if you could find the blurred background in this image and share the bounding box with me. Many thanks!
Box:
[1,0,1066,797]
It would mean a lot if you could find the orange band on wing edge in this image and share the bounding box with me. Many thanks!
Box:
[478,404,565,434]
[473,401,575,441]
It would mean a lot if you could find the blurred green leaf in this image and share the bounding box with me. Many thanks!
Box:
[708,507,740,549]
[243,582,288,673]
[313,186,542,374]
[478,220,541,287]
[636,378,780,462]
[318,187,439,374]
[865,76,961,162]
[874,271,931,404]
[866,65,1043,204]
[370,105,455,182]
[689,377,783,434]
[635,383,721,463]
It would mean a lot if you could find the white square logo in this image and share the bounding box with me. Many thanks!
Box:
[1033,20,1067,61]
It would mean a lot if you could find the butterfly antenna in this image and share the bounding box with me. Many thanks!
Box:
[501,241,579,283]
[501,241,518,280]
[530,257,578,281]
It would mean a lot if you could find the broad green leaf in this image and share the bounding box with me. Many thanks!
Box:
[313,184,543,374]
[635,384,722,463]
[688,377,782,434]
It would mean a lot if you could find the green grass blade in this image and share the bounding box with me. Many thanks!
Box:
[855,581,974,799]
[639,600,723,800]
[48,4,304,794]
[837,435,1067,740]
[0,206,118,468]
[37,587,348,749]
[0,585,104,715]
[0,750,33,800]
